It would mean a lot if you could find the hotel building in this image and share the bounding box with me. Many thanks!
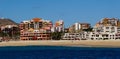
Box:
[89,18,120,40]
[69,22,90,33]
[51,20,64,32]
[62,22,90,40]
[0,25,19,40]
[62,18,120,40]
[62,32,88,40]
[19,18,53,40]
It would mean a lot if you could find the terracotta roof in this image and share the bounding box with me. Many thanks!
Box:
[32,18,42,22]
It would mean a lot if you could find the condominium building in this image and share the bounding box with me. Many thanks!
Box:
[62,33,80,40]
[89,18,120,40]
[62,22,90,40]
[51,20,64,32]
[0,25,19,40]
[62,32,89,40]
[62,18,120,40]
[19,18,53,40]
[69,22,90,33]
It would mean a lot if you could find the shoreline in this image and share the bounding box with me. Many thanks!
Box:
[0,40,120,47]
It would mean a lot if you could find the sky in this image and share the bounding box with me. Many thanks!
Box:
[0,0,120,27]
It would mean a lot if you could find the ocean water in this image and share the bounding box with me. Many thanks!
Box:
[0,46,120,59]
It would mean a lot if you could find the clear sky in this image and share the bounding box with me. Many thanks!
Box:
[0,0,120,27]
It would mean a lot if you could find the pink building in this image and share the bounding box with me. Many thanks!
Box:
[19,18,53,40]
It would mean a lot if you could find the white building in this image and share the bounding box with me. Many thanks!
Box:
[75,23,81,31]
[88,32,116,40]
[75,22,90,30]
[88,18,120,40]
[63,18,120,40]
[62,32,89,40]
[62,33,80,40]
[51,20,64,32]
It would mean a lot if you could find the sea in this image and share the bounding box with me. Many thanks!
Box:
[0,46,120,59]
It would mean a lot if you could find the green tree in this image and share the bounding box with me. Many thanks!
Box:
[82,27,93,32]
[51,32,64,40]
[0,31,7,37]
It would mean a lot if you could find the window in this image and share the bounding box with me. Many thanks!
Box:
[106,31,109,32]
[92,35,94,37]
[91,38,94,40]
[42,35,46,37]
[111,27,114,29]
[30,24,34,28]
[96,35,99,37]
[106,35,108,37]
[39,22,42,28]
[106,27,109,29]
[118,28,120,29]
[111,31,115,33]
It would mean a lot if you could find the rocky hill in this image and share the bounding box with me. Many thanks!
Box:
[0,18,18,26]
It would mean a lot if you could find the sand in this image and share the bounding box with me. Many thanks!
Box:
[0,40,120,47]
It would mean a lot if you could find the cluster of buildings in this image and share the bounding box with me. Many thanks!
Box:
[51,20,64,32]
[0,24,19,40]
[68,22,90,33]
[90,18,120,40]
[19,18,64,40]
[1,17,120,40]
[63,18,120,40]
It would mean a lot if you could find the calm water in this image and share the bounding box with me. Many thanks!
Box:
[0,46,120,59]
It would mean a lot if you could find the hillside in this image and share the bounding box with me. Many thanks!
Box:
[0,18,18,26]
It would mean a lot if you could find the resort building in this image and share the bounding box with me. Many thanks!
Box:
[0,25,19,40]
[1,25,18,30]
[89,18,120,40]
[62,18,120,40]
[69,22,90,33]
[62,22,90,40]
[19,18,53,40]
[62,33,80,40]
[62,32,89,40]
[64,28,69,33]
[51,20,64,32]
[88,32,117,40]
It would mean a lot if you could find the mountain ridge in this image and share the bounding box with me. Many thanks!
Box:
[0,18,18,26]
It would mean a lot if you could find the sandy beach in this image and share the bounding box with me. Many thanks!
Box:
[0,40,120,47]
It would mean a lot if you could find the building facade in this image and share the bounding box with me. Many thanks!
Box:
[69,22,90,33]
[62,18,120,40]
[19,18,53,40]
[62,32,89,40]
[0,25,19,40]
[89,18,120,40]
[51,20,64,32]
